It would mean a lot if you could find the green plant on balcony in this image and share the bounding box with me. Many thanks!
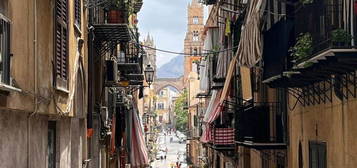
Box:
[290,33,313,63]
[331,28,353,46]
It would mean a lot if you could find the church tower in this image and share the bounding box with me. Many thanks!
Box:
[143,34,157,79]
[183,0,204,85]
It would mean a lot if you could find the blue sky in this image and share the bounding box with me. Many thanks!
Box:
[138,0,192,68]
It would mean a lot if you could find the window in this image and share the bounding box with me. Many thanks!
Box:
[193,48,198,55]
[74,0,81,29]
[193,16,199,24]
[48,121,56,168]
[160,90,164,96]
[192,31,199,41]
[55,0,68,89]
[0,14,10,85]
[158,103,165,110]
[309,141,326,168]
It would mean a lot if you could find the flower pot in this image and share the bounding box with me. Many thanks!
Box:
[108,10,124,23]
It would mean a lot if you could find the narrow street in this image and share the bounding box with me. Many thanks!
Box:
[151,131,187,168]
[2,0,357,167]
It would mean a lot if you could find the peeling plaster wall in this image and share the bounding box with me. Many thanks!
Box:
[0,110,87,168]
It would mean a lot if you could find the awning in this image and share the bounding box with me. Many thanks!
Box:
[236,0,266,67]
[130,102,149,167]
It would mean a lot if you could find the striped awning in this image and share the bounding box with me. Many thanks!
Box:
[130,105,149,167]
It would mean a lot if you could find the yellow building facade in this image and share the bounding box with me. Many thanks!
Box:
[0,0,88,167]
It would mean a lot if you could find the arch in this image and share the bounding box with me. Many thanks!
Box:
[155,84,181,94]
[153,77,184,94]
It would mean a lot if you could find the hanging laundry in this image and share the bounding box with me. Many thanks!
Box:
[225,18,231,36]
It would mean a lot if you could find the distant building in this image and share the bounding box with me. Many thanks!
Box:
[183,0,204,86]
[155,87,179,125]
[143,34,157,79]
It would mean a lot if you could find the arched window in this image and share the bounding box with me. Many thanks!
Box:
[193,16,199,24]
[192,31,199,41]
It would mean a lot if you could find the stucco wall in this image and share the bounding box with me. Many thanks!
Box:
[1,0,87,117]
[0,110,88,168]
[289,92,357,168]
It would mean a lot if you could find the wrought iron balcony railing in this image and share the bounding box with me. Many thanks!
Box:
[294,2,355,64]
[235,102,287,150]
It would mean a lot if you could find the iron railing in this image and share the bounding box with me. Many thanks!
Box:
[235,102,287,144]
[294,2,354,63]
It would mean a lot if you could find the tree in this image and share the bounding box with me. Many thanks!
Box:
[174,89,188,132]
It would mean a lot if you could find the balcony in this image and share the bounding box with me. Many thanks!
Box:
[263,2,357,88]
[117,42,144,85]
[207,127,235,150]
[92,5,137,55]
[235,102,287,150]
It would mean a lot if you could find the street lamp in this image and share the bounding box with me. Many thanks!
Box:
[144,64,155,87]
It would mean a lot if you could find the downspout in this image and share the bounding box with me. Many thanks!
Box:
[28,0,38,167]
[351,0,355,46]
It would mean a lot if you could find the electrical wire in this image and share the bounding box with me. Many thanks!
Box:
[130,41,239,56]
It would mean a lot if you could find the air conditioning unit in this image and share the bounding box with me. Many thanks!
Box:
[106,60,118,85]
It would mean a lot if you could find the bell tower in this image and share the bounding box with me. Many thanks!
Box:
[183,0,204,86]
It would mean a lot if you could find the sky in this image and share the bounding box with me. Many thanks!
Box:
[138,0,192,68]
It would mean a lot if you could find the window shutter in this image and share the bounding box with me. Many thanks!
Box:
[0,17,11,85]
[55,0,68,89]
[318,143,327,168]
[74,0,81,28]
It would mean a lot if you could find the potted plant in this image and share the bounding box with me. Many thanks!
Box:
[289,33,313,63]
[107,0,125,23]
[331,28,353,47]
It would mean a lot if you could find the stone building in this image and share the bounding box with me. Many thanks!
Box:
[183,0,205,167]
[0,0,88,167]
[183,0,204,85]
[143,34,157,79]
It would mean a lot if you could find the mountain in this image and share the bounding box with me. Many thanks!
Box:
[157,55,184,78]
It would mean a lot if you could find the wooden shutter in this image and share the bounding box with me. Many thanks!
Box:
[309,141,327,168]
[74,0,81,28]
[0,16,10,85]
[55,0,68,89]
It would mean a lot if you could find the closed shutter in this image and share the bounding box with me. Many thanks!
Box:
[0,16,10,85]
[74,0,81,28]
[55,0,68,89]
[309,141,327,168]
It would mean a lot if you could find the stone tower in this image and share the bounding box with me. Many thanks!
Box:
[143,34,157,79]
[183,0,204,85]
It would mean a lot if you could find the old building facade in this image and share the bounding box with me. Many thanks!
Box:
[0,0,88,167]
[183,0,204,85]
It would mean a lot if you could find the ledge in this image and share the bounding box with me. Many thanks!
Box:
[0,83,22,93]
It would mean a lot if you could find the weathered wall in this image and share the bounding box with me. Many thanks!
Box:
[0,110,87,168]
[289,92,357,168]
[1,0,87,117]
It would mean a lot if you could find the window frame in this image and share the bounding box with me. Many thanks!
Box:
[54,0,69,90]
[0,13,11,85]
[192,31,199,41]
[193,16,199,24]
[309,141,327,168]
[74,0,81,31]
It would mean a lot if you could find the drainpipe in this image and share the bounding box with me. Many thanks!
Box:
[28,0,38,167]
[351,0,355,46]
